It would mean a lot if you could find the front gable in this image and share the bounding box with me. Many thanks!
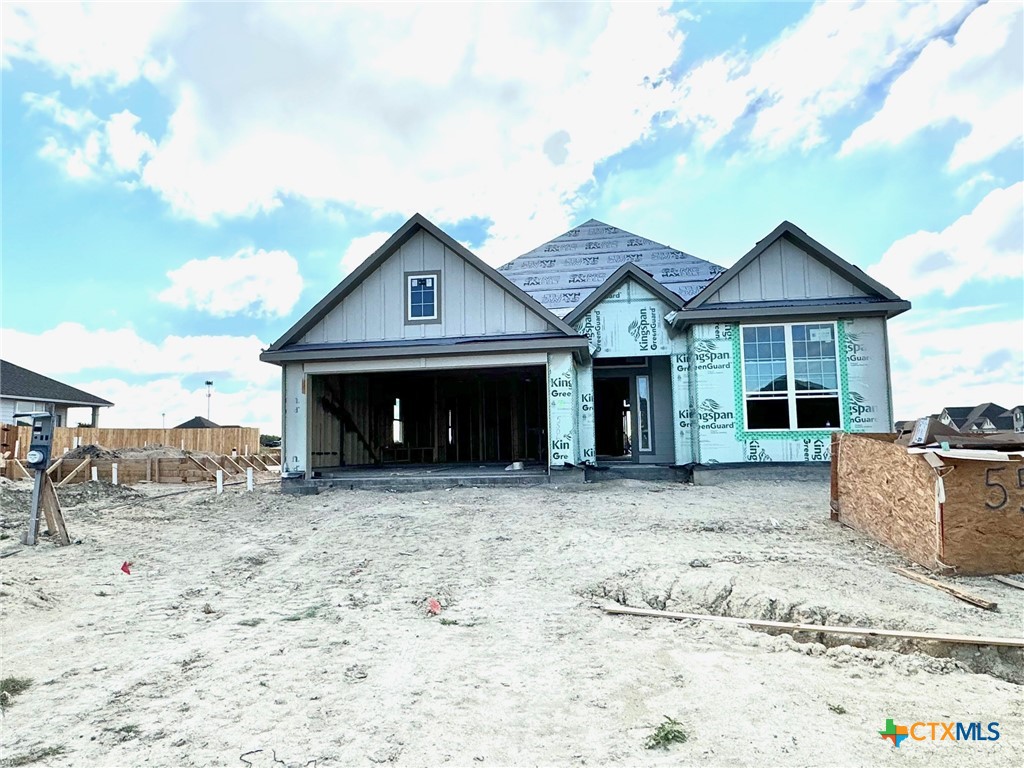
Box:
[268,215,574,352]
[567,266,681,357]
[686,221,905,310]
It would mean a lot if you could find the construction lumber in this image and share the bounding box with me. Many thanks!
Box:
[601,604,1024,648]
[11,459,31,480]
[58,458,90,487]
[991,575,1024,591]
[39,475,70,545]
[45,457,64,477]
[221,455,245,474]
[892,567,997,611]
[186,455,218,480]
[246,454,269,471]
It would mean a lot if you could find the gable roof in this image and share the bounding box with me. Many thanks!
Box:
[267,213,578,352]
[498,219,723,314]
[685,221,905,310]
[0,359,113,407]
[563,263,684,326]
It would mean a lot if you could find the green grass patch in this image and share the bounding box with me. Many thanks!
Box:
[2,745,66,766]
[0,677,32,711]
[282,606,320,622]
[644,716,688,750]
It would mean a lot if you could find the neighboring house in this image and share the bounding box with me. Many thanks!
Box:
[174,416,221,429]
[938,403,1014,432]
[260,215,910,477]
[1007,405,1024,433]
[0,359,112,427]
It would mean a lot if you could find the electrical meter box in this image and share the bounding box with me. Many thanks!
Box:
[15,411,53,470]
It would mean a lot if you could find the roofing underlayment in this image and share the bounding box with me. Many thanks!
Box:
[497,219,724,316]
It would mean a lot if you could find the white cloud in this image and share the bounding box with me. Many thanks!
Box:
[2,323,282,433]
[0,322,277,386]
[340,231,392,276]
[869,183,1024,298]
[24,92,156,180]
[1,1,182,86]
[73,376,280,435]
[7,3,685,263]
[888,315,1023,420]
[671,1,974,152]
[955,171,997,199]
[841,1,1023,170]
[158,247,304,318]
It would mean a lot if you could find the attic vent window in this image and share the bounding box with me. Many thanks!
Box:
[406,272,441,324]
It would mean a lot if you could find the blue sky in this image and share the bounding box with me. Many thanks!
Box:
[2,1,1021,433]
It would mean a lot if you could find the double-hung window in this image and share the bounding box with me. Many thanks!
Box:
[406,272,440,323]
[741,322,841,431]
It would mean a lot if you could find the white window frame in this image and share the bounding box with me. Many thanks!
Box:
[739,321,843,432]
[405,272,440,323]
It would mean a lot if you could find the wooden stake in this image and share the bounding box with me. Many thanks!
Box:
[46,457,64,477]
[39,474,70,545]
[601,604,1024,647]
[991,575,1024,591]
[892,567,997,611]
[12,459,31,480]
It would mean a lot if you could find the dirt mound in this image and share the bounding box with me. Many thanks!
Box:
[58,482,143,506]
[64,444,119,460]
[63,444,190,460]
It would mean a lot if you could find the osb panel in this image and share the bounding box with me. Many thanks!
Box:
[940,458,1024,575]
[835,433,939,568]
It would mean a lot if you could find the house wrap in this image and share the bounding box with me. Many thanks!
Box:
[260,215,909,476]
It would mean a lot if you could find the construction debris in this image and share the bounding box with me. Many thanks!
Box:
[892,566,997,611]
[601,604,1024,648]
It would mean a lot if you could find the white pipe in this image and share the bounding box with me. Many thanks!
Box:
[91,466,98,482]
[246,467,253,491]
[112,463,118,486]
[216,469,224,494]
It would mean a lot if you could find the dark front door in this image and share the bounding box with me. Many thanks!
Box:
[594,376,631,460]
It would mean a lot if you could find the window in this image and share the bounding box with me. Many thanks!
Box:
[392,398,404,443]
[406,272,440,323]
[636,375,653,452]
[741,322,841,431]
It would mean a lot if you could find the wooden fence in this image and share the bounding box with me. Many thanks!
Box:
[4,453,281,485]
[0,425,262,460]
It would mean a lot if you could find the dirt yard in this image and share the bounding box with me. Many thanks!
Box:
[1,476,1021,767]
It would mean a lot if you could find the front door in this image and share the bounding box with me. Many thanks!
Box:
[595,376,632,460]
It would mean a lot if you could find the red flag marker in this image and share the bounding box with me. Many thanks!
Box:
[121,561,131,575]
[427,598,441,615]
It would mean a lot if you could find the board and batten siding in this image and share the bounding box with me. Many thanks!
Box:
[704,236,867,303]
[300,230,556,344]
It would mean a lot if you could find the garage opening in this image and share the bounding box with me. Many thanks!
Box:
[309,366,547,468]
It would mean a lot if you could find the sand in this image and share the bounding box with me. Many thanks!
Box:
[1,476,1021,767]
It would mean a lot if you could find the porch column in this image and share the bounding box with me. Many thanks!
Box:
[670,332,694,465]
[91,406,100,427]
[546,351,578,468]
[576,361,595,465]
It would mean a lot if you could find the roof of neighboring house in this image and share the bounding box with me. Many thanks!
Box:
[0,359,113,408]
[174,416,220,429]
[937,403,1011,434]
[944,403,1011,431]
[498,219,724,313]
